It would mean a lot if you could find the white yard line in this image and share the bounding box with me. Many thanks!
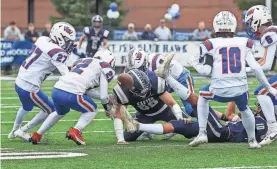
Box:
[0,119,111,124]
[1,130,114,136]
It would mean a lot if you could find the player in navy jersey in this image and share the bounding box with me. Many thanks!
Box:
[78,15,109,57]
[131,102,268,143]
[112,69,186,144]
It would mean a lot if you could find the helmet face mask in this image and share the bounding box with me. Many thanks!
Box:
[92,15,103,28]
[50,22,76,54]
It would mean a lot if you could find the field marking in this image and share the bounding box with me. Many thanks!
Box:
[0,119,111,124]
[1,130,114,136]
[1,151,87,160]
[202,166,277,169]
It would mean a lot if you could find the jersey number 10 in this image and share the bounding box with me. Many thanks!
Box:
[219,47,241,74]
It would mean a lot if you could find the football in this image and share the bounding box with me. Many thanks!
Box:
[117,73,134,89]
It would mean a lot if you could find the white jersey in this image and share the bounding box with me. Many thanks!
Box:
[55,58,115,96]
[200,37,255,92]
[148,53,189,79]
[16,36,69,92]
[259,25,277,71]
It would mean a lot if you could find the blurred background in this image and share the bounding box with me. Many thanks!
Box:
[1,0,276,74]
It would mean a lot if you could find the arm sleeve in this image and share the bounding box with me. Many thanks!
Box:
[192,43,212,75]
[50,60,69,75]
[260,43,277,71]
[99,72,109,104]
[103,30,109,38]
[85,89,101,100]
[246,50,271,89]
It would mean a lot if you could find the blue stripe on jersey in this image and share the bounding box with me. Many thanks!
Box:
[203,40,213,51]
[48,48,65,58]
[246,39,254,49]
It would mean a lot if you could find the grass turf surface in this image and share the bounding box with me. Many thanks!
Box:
[1,78,277,169]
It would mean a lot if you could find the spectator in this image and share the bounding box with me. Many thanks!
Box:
[154,19,172,40]
[191,21,211,41]
[123,23,138,40]
[24,23,39,43]
[41,22,52,37]
[4,21,22,40]
[141,24,157,40]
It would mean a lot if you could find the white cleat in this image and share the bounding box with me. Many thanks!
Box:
[14,129,31,142]
[117,140,129,144]
[189,132,208,147]
[137,132,154,141]
[163,133,176,140]
[248,138,261,149]
[8,130,16,139]
[154,53,174,78]
[259,131,277,146]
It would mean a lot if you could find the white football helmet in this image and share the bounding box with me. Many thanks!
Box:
[213,11,237,33]
[147,53,164,71]
[126,48,148,71]
[50,22,76,53]
[92,15,103,28]
[245,5,272,33]
[94,49,116,68]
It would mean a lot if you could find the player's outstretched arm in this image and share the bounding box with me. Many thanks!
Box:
[258,44,277,71]
[159,91,183,120]
[51,59,69,75]
[78,34,86,49]
[246,51,277,96]
[85,89,101,100]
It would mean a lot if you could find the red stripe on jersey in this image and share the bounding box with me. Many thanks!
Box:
[78,95,94,112]
[48,48,65,58]
[246,39,253,48]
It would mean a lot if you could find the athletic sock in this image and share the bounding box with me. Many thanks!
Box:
[138,123,164,134]
[197,96,209,134]
[257,95,276,123]
[114,118,125,142]
[241,106,256,140]
[74,111,97,132]
[165,75,190,100]
[12,107,29,131]
[21,110,49,132]
[37,111,64,135]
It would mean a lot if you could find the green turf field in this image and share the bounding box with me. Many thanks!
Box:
[1,78,277,169]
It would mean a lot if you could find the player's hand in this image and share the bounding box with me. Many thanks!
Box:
[268,87,277,97]
[105,111,113,119]
[183,118,192,124]
[108,95,117,105]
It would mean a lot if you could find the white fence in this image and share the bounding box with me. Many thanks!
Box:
[68,40,265,67]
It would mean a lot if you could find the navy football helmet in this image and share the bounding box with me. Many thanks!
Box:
[127,69,151,99]
[92,15,103,28]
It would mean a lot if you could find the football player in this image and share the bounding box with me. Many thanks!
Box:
[188,11,277,148]
[8,22,76,141]
[30,50,116,145]
[78,15,109,57]
[112,69,185,144]
[131,102,268,144]
[245,5,277,146]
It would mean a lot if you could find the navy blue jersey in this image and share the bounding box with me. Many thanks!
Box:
[83,27,109,56]
[228,116,268,143]
[113,71,169,115]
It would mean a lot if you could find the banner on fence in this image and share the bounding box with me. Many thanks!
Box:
[1,40,33,67]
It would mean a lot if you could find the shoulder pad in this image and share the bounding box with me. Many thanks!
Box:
[246,39,254,49]
[261,27,277,47]
[113,84,129,104]
[147,71,166,94]
[202,39,214,52]
[83,27,90,34]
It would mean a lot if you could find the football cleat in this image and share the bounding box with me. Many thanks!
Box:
[8,130,16,139]
[30,132,42,144]
[117,140,129,144]
[163,133,176,141]
[259,131,277,146]
[14,128,31,142]
[248,138,261,149]
[189,132,208,147]
[66,128,86,145]
[137,132,154,141]
[154,53,174,78]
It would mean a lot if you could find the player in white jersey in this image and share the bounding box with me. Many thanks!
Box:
[149,53,195,116]
[30,50,116,145]
[8,22,76,141]
[188,11,277,148]
[245,5,277,145]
